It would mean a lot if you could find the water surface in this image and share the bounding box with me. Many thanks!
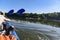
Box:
[10,20,60,40]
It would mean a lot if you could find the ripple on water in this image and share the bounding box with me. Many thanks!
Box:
[11,20,60,40]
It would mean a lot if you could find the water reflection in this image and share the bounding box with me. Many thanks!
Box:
[16,19,60,27]
[10,20,60,40]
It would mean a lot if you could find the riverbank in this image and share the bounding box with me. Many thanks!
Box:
[10,18,60,27]
[4,12,60,27]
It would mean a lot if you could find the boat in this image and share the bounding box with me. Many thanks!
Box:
[6,21,20,40]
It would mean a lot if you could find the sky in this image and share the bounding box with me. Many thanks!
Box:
[0,0,60,13]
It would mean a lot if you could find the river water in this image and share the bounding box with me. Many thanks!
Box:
[10,20,60,40]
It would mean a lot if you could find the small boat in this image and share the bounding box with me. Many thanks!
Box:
[6,21,20,40]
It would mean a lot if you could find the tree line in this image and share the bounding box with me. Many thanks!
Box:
[0,11,60,20]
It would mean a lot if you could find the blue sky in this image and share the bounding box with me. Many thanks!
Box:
[0,0,60,13]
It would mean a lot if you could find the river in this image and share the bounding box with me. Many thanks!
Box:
[10,20,60,40]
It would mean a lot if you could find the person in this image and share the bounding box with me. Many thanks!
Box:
[0,20,16,40]
[2,21,16,40]
[0,15,8,34]
[2,19,15,35]
[0,14,16,40]
[0,16,11,34]
[0,14,10,31]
